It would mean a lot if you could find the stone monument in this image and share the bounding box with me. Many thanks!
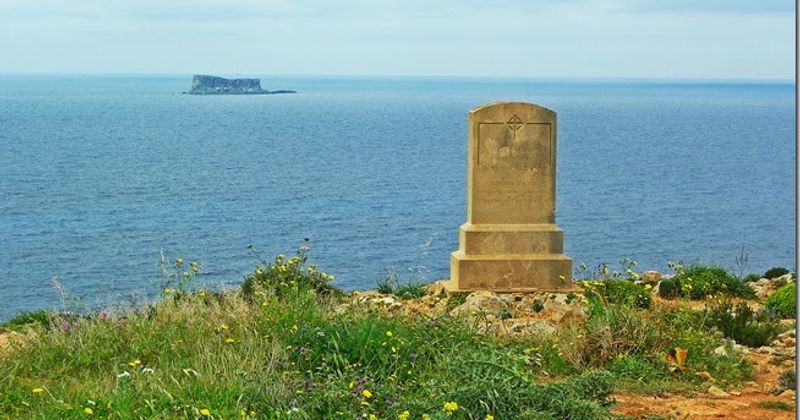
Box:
[447,102,573,292]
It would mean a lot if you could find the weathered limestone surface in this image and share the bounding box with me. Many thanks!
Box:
[447,102,574,292]
[185,75,296,95]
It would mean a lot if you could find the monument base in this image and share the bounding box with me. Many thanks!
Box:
[446,223,575,292]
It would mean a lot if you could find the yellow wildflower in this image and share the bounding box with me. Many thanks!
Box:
[84,407,93,415]
[225,338,235,344]
[391,346,397,353]
[200,408,211,416]
[443,401,458,412]
[128,359,141,367]
[386,331,393,337]
[644,284,652,290]
[369,415,377,420]
[32,387,44,394]
[361,389,373,399]
[422,415,431,420]
[486,416,495,420]
[219,323,229,330]
[398,411,410,420]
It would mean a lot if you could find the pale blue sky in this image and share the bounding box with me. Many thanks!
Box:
[0,0,795,79]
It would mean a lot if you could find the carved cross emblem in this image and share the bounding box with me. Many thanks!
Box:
[506,114,524,132]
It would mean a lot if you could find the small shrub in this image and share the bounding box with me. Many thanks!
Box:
[658,278,681,299]
[764,282,797,318]
[742,273,761,283]
[676,265,755,299]
[1,310,54,332]
[757,401,793,411]
[241,249,337,300]
[778,369,796,390]
[376,269,427,300]
[606,355,667,382]
[763,267,789,279]
[376,269,399,294]
[603,280,651,309]
[570,304,669,368]
[395,283,427,300]
[704,300,781,347]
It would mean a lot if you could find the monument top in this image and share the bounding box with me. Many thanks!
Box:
[467,101,558,225]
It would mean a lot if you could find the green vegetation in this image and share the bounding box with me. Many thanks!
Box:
[778,369,796,391]
[702,300,782,348]
[559,300,751,390]
[241,245,339,300]
[757,400,793,411]
[764,282,797,319]
[674,265,755,299]
[1,253,781,418]
[763,267,790,279]
[1,310,53,333]
[658,278,682,299]
[741,273,761,283]
[1,256,619,419]
[375,269,428,300]
[592,279,652,309]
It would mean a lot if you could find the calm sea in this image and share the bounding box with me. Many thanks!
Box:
[0,75,795,320]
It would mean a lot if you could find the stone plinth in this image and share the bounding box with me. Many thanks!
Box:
[447,102,574,292]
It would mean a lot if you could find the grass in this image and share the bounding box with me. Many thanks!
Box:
[0,286,617,418]
[375,268,428,300]
[0,255,771,418]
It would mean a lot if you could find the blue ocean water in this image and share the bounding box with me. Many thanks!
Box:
[0,75,795,320]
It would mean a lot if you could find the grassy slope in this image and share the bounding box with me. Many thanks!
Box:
[0,289,617,419]
[1,259,792,419]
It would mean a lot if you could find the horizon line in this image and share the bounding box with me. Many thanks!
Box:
[0,71,795,84]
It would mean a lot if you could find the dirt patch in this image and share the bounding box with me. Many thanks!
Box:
[614,388,795,419]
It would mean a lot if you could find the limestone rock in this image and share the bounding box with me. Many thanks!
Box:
[641,271,663,283]
[750,276,792,300]
[517,293,588,324]
[450,291,508,317]
[707,385,729,398]
[502,319,557,336]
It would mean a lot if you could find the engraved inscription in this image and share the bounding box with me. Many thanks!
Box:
[478,122,552,171]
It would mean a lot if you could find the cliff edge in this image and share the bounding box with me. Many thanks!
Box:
[185,75,296,95]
